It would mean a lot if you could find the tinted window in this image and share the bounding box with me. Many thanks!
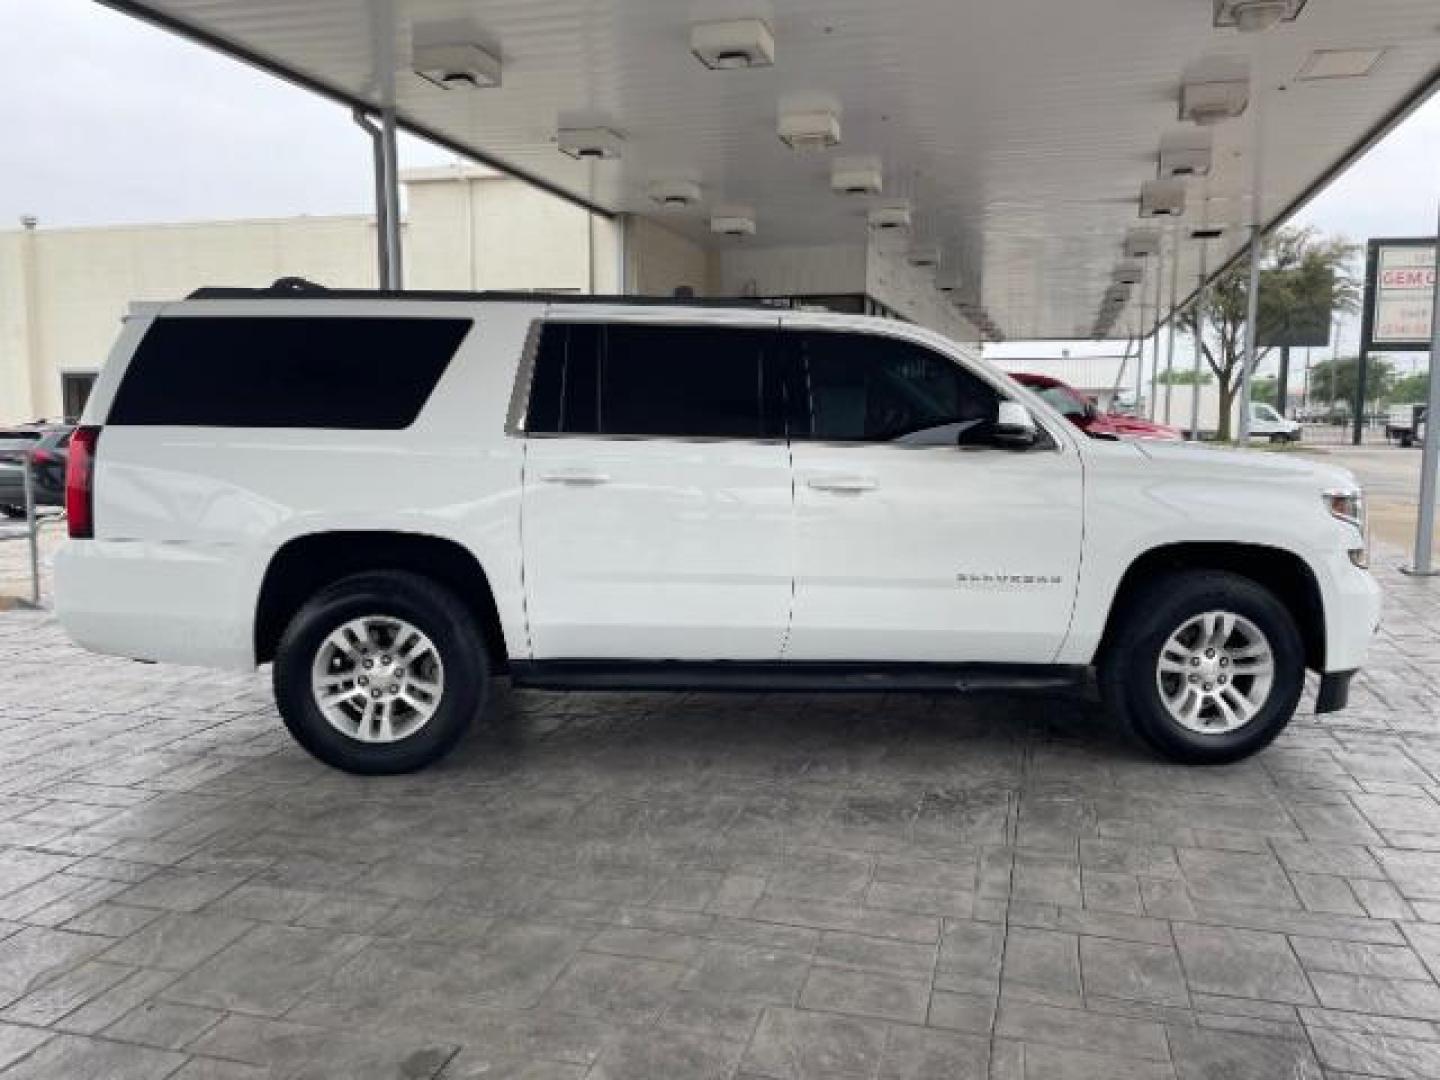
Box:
[1033,385,1087,418]
[109,316,470,428]
[527,322,775,439]
[793,332,1001,445]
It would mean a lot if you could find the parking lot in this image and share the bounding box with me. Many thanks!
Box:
[0,526,1435,1078]
[1297,437,1440,561]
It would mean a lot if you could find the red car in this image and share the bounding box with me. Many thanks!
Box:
[1010,373,1182,441]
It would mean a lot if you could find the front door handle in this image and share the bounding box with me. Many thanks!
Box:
[538,469,610,486]
[807,475,878,493]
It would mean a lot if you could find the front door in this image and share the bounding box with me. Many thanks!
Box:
[781,323,1084,664]
[520,315,793,660]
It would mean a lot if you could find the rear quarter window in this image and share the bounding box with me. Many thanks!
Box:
[107,316,471,429]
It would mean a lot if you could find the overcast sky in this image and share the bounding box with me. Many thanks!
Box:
[2,0,1435,369]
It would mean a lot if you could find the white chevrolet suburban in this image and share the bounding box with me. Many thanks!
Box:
[55,284,1381,774]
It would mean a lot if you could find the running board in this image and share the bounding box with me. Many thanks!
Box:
[508,660,1088,694]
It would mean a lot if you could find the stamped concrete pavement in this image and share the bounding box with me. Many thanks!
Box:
[0,542,1438,1077]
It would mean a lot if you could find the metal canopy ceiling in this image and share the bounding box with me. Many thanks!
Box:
[100,0,1440,340]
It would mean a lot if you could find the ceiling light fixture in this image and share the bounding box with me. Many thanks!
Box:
[778,107,841,152]
[1124,228,1162,258]
[868,203,912,231]
[1159,129,1213,177]
[907,245,940,269]
[647,180,703,208]
[831,156,883,196]
[710,205,756,236]
[1113,262,1145,286]
[1213,0,1307,34]
[556,127,623,160]
[690,19,775,70]
[1140,179,1187,218]
[412,41,502,89]
[1180,60,1250,125]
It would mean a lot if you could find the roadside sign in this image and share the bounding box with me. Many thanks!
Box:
[1366,238,1436,351]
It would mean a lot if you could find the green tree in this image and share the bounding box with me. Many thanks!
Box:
[1179,227,1359,440]
[1308,356,1394,407]
[1390,371,1430,405]
[1155,368,1214,385]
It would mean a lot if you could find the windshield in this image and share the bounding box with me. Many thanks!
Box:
[1252,404,1282,422]
[1032,385,1088,419]
[0,434,41,465]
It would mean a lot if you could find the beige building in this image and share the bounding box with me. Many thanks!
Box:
[1,165,977,425]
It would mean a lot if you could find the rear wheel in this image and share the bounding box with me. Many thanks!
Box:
[0,505,24,520]
[273,570,487,774]
[1099,571,1304,764]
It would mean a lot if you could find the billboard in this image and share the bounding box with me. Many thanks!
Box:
[1364,239,1436,351]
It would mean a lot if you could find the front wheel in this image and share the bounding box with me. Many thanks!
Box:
[1099,571,1305,764]
[273,570,487,774]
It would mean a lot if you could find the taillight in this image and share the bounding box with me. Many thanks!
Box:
[66,426,101,539]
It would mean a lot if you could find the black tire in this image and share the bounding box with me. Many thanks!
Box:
[272,570,487,774]
[0,505,24,520]
[1269,433,1285,444]
[1098,570,1305,765]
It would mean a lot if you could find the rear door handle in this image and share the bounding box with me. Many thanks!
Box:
[806,475,878,493]
[538,469,610,486]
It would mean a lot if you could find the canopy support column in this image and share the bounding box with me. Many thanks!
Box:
[1148,240,1165,419]
[379,106,403,289]
[1191,238,1209,441]
[351,110,389,287]
[1163,224,1181,424]
[1134,288,1148,413]
[1237,42,1269,445]
[1404,196,1440,576]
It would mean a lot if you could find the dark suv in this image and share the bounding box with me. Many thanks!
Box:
[0,426,72,518]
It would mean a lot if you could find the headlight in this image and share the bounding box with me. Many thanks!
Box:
[1325,488,1368,568]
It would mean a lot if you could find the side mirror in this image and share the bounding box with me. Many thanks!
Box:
[993,400,1038,447]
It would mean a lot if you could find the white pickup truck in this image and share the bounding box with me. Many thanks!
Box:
[55,285,1380,773]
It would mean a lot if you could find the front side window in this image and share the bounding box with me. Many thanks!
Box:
[526,322,778,439]
[792,331,1002,445]
[1252,403,1282,422]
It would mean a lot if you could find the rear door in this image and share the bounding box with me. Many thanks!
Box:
[781,321,1084,663]
[519,313,793,660]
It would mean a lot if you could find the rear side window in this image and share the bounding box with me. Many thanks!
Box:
[526,322,780,439]
[108,316,471,429]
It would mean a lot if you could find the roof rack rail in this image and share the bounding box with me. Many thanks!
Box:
[186,279,787,310]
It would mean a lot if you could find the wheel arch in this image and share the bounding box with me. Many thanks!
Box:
[1096,542,1325,672]
[254,531,508,671]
